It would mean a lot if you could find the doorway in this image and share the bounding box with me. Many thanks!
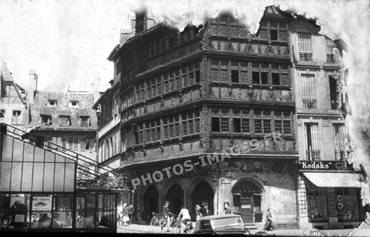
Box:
[191,181,214,216]
[143,186,159,222]
[232,180,263,223]
[165,184,184,216]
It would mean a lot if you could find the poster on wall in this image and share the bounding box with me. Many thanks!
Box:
[32,195,52,211]
[10,196,26,208]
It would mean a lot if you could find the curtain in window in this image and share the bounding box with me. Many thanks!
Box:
[304,123,320,160]
[301,74,317,108]
[298,33,312,53]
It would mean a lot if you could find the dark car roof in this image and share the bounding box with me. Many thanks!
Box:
[198,214,241,221]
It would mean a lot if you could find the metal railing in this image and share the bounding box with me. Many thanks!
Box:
[1,123,119,187]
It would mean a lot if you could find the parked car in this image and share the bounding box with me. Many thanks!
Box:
[192,214,269,235]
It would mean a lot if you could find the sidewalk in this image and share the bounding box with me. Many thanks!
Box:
[117,224,359,236]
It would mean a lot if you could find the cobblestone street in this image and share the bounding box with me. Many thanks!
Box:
[116,223,367,236]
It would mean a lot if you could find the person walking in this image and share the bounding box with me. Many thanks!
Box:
[224,203,232,214]
[202,205,210,216]
[263,208,273,231]
[162,201,172,232]
[122,203,129,226]
[195,204,202,221]
[177,206,191,233]
[127,204,134,225]
[117,201,124,226]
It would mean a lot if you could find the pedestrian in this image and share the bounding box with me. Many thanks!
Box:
[202,205,210,216]
[127,204,134,225]
[177,206,191,233]
[365,204,370,223]
[117,201,124,226]
[122,203,129,226]
[162,201,171,232]
[224,202,232,214]
[195,204,202,221]
[263,208,273,231]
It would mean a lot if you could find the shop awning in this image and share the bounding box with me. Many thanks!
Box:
[303,172,362,188]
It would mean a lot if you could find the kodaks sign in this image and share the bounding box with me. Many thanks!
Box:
[299,160,352,171]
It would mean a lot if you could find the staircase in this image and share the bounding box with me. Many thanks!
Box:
[1,123,118,189]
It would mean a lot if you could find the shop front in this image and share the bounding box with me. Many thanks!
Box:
[215,159,298,229]
[299,160,365,229]
[0,125,118,232]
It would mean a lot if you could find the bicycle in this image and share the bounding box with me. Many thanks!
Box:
[150,212,163,226]
[159,213,177,232]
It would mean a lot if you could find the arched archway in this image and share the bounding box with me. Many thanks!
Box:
[232,179,264,223]
[143,185,159,222]
[165,184,184,216]
[191,181,214,217]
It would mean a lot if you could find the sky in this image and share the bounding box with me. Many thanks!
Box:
[1,0,370,171]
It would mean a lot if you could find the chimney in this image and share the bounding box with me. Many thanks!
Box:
[28,70,38,104]
[135,9,147,35]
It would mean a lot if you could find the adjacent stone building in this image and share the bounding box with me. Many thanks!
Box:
[27,88,98,159]
[289,11,364,229]
[0,61,28,129]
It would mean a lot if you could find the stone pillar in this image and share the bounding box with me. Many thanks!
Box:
[297,175,311,229]
[327,188,339,228]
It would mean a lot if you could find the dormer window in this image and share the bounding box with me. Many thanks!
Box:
[70,100,79,108]
[12,110,21,124]
[80,116,90,127]
[41,115,52,125]
[60,116,71,127]
[48,99,57,106]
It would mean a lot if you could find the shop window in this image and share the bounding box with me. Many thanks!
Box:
[41,115,52,125]
[31,194,54,229]
[9,194,29,229]
[231,70,239,83]
[335,188,360,222]
[306,187,328,222]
